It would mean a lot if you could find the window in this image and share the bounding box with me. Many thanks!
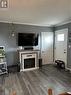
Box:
[57,34,64,41]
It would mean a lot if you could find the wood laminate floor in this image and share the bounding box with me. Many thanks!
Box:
[0,64,71,95]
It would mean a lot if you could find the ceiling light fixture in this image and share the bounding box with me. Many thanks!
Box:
[0,0,8,8]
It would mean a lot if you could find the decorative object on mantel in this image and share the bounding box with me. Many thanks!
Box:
[0,0,8,8]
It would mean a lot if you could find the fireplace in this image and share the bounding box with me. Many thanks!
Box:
[18,50,39,71]
[20,53,38,71]
[24,58,35,69]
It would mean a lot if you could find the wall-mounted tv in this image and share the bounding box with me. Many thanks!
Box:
[18,33,38,46]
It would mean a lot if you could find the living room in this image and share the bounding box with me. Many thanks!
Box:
[0,0,71,95]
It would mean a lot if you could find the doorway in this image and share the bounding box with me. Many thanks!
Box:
[54,28,68,67]
[41,32,53,65]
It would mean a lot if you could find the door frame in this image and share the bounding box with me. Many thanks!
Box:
[54,28,68,68]
[41,32,53,65]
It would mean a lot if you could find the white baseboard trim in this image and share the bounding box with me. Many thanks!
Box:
[20,67,39,72]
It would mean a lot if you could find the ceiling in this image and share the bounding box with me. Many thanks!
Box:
[0,0,71,26]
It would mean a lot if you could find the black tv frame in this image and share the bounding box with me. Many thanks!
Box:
[18,33,38,47]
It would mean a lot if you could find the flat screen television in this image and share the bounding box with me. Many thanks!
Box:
[18,33,38,46]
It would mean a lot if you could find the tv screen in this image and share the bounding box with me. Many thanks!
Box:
[18,33,38,46]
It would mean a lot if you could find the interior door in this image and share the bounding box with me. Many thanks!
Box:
[41,32,53,65]
[54,28,68,67]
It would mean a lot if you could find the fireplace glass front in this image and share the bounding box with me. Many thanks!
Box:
[24,58,35,69]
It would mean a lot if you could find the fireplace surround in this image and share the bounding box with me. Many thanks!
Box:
[18,50,39,71]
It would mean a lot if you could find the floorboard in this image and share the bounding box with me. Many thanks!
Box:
[0,64,71,95]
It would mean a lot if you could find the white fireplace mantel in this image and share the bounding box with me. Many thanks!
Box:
[18,50,40,71]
